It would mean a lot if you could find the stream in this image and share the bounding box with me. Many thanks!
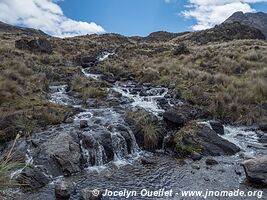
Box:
[6,52,267,200]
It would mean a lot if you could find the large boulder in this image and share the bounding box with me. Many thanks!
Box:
[242,156,267,186]
[46,133,82,176]
[163,104,203,126]
[165,122,240,157]
[17,165,50,190]
[15,38,53,54]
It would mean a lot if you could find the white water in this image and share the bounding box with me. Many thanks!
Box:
[113,83,169,116]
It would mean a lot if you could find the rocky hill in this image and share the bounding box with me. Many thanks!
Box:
[0,21,47,37]
[224,11,267,39]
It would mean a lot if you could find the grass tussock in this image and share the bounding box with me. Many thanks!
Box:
[0,134,24,194]
[127,111,159,150]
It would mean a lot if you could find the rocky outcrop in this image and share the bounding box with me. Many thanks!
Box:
[163,104,203,126]
[224,11,267,40]
[242,156,267,186]
[0,21,47,37]
[15,38,53,54]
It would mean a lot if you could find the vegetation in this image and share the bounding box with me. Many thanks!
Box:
[174,122,202,157]
[126,111,159,150]
[0,134,24,195]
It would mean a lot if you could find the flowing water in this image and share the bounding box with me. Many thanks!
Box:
[8,52,267,200]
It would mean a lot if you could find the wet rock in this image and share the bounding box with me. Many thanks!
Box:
[15,38,53,54]
[80,188,103,200]
[64,117,74,124]
[163,104,203,126]
[210,121,224,135]
[141,158,156,165]
[55,180,75,200]
[80,120,89,129]
[17,165,50,190]
[235,169,242,176]
[258,135,267,143]
[206,158,219,166]
[242,156,267,186]
[191,164,200,170]
[191,151,202,161]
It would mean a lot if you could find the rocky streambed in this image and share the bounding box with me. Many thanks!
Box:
[2,52,267,200]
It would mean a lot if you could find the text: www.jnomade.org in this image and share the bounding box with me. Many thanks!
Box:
[93,188,264,199]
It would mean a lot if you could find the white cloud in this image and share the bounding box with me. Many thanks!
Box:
[0,0,105,37]
[183,0,267,30]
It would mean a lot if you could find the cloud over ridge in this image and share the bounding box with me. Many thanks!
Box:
[0,0,105,37]
[183,0,267,30]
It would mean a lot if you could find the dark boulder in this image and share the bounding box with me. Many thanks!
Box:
[166,122,240,157]
[210,121,224,135]
[55,180,76,200]
[80,120,89,129]
[17,165,50,190]
[259,124,267,132]
[242,156,267,186]
[206,158,219,166]
[15,38,53,54]
[163,104,203,126]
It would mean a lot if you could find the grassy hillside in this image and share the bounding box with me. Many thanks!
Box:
[0,23,266,142]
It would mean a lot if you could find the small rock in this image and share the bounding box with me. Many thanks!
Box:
[235,169,242,176]
[65,117,74,124]
[205,158,219,166]
[191,152,202,161]
[55,180,75,200]
[210,121,224,135]
[80,120,89,129]
[141,158,156,165]
[204,177,210,181]
[191,164,200,170]
[80,188,103,200]
[258,135,267,143]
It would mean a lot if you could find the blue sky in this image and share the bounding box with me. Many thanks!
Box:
[0,0,267,37]
[58,0,195,36]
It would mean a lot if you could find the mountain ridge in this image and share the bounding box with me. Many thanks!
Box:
[224,11,267,40]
